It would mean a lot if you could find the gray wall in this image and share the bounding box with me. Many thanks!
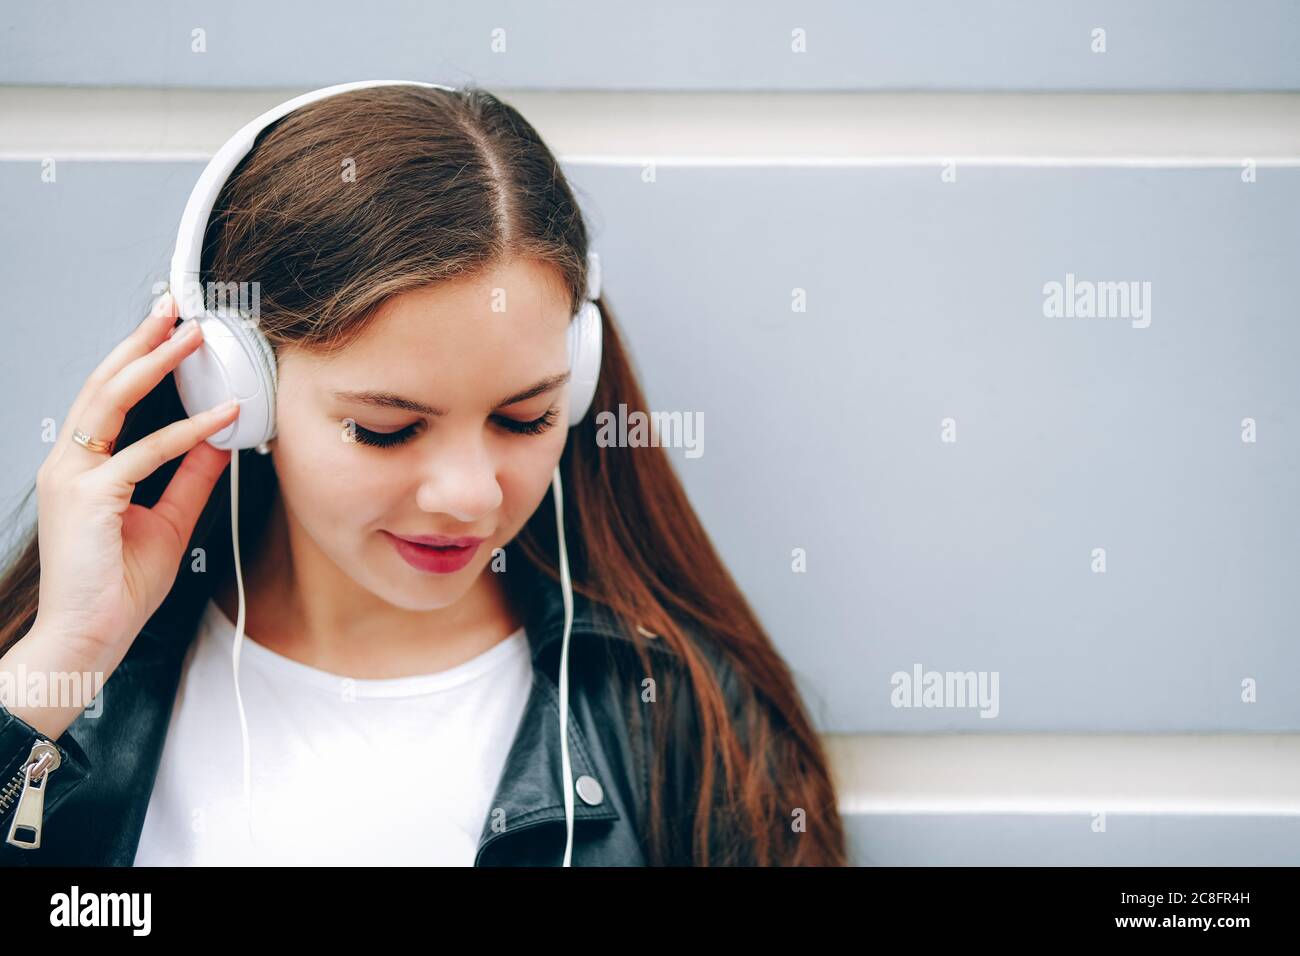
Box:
[5,160,1294,733]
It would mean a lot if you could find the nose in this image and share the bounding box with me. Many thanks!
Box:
[414,428,504,523]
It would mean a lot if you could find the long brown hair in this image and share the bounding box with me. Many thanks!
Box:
[0,84,846,866]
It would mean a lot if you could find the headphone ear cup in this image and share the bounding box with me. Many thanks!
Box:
[172,309,278,450]
[233,311,279,443]
[566,299,603,426]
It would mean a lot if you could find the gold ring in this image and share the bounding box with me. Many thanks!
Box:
[72,429,114,455]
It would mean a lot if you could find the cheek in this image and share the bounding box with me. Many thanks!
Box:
[498,429,570,514]
[274,420,394,529]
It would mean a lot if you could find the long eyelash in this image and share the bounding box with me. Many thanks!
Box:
[496,407,560,436]
[351,423,420,448]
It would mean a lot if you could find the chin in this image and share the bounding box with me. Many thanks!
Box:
[374,563,483,610]
[364,580,456,613]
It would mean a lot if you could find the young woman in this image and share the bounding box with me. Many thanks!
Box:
[0,84,846,866]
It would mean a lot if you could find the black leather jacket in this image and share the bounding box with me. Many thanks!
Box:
[1,558,730,866]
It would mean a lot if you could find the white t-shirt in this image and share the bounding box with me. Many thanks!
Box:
[133,599,533,866]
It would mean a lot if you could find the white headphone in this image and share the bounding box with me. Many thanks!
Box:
[169,79,602,867]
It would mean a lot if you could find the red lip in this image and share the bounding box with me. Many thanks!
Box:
[382,531,484,574]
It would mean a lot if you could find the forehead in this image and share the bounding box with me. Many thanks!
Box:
[313,258,573,376]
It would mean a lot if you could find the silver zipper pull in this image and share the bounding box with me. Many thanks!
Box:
[5,740,61,850]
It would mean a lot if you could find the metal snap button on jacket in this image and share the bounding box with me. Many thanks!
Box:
[574,774,604,806]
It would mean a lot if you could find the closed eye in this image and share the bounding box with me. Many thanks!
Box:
[494,406,560,436]
[349,422,420,448]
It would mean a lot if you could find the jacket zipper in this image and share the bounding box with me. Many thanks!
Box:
[1,739,61,850]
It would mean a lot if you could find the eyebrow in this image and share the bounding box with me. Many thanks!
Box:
[331,371,572,416]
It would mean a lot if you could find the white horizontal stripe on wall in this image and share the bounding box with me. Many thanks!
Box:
[2,88,1299,163]
[827,734,1300,815]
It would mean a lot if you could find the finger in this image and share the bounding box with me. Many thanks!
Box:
[148,439,233,553]
[56,293,179,459]
[94,397,241,490]
[66,313,209,470]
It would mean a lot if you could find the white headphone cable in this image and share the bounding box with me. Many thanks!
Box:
[227,444,256,845]
[551,464,576,867]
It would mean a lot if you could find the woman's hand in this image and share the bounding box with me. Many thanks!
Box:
[26,292,241,675]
